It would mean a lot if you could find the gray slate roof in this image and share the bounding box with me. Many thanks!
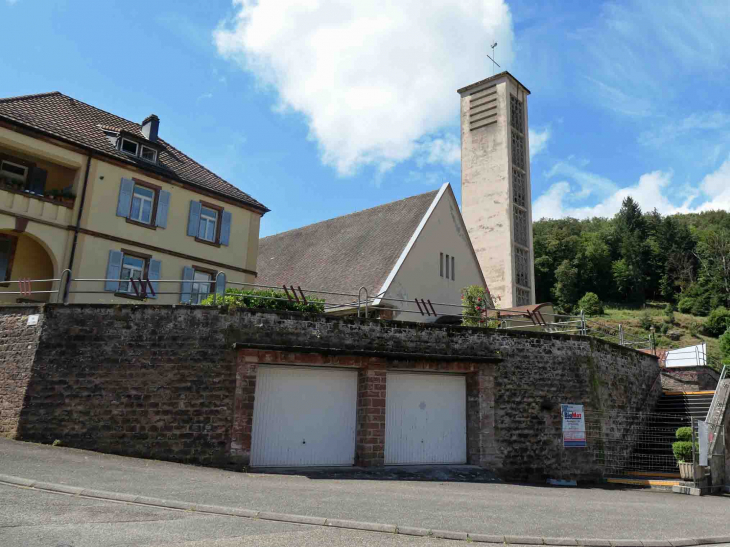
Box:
[0,92,267,211]
[257,190,439,305]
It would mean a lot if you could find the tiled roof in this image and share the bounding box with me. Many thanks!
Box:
[0,92,268,211]
[257,190,439,306]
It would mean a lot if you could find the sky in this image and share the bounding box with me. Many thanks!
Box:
[1,0,729,236]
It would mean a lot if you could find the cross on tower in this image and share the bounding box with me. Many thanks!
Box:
[486,42,500,75]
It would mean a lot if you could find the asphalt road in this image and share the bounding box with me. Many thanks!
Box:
[0,484,470,547]
[1,439,729,541]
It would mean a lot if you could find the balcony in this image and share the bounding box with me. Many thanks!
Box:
[0,146,78,226]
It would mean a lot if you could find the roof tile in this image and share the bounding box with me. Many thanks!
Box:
[257,190,438,305]
[0,92,267,211]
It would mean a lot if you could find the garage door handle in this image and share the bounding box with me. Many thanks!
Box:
[302,439,306,444]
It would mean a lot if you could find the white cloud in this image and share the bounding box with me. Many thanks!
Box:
[533,156,730,220]
[214,0,514,176]
[197,92,214,101]
[416,133,461,167]
[529,127,550,160]
[639,111,730,148]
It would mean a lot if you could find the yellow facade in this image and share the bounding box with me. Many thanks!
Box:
[0,124,263,304]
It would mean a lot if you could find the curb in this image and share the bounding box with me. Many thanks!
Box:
[1,473,728,546]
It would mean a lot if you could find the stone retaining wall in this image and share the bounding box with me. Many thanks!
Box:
[660,366,719,392]
[0,304,661,480]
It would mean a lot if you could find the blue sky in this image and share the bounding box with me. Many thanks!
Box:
[2,0,729,236]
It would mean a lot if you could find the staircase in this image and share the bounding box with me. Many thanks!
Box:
[607,391,714,486]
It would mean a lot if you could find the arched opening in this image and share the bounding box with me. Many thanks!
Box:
[0,231,56,303]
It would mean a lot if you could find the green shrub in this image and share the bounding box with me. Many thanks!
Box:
[201,288,325,313]
[461,285,494,327]
[639,310,654,331]
[664,303,675,325]
[691,294,711,317]
[578,292,604,316]
[672,441,694,463]
[688,321,701,337]
[720,328,730,362]
[675,427,692,442]
[703,307,730,337]
[677,297,695,314]
[659,322,669,334]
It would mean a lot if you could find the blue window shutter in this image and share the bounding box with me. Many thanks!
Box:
[116,178,134,218]
[216,272,226,296]
[187,201,201,237]
[147,259,161,299]
[220,211,232,246]
[105,250,123,292]
[180,266,195,303]
[0,239,11,281]
[155,190,171,228]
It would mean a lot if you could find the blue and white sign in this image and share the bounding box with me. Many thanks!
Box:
[561,404,586,448]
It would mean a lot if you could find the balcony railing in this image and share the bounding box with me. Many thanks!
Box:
[0,183,75,225]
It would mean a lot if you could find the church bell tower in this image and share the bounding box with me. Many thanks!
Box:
[458,71,535,308]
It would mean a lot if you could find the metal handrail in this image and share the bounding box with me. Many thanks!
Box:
[705,365,728,423]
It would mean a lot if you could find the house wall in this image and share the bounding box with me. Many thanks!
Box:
[383,189,486,321]
[0,125,263,306]
[1,304,661,480]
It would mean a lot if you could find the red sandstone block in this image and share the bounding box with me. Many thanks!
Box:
[371,398,385,408]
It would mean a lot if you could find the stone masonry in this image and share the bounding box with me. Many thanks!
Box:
[0,305,44,438]
[0,304,661,481]
[660,366,720,392]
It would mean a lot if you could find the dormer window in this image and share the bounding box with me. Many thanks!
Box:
[121,138,139,156]
[140,145,157,163]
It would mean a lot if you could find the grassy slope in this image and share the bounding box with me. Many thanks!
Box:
[585,301,722,370]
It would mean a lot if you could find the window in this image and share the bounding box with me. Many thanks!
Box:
[116,178,170,229]
[451,256,455,281]
[130,184,155,224]
[198,206,218,242]
[0,160,28,183]
[118,254,146,294]
[515,246,531,288]
[187,200,232,246]
[440,252,444,277]
[191,270,213,304]
[105,249,161,298]
[121,138,139,156]
[140,145,157,162]
[445,254,450,279]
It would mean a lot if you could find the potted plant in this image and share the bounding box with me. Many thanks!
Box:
[60,187,76,204]
[672,427,696,480]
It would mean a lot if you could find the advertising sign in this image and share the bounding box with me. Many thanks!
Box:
[561,404,586,448]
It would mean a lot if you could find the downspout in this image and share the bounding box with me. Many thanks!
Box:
[63,153,93,302]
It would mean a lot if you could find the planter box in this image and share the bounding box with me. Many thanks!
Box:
[678,462,693,480]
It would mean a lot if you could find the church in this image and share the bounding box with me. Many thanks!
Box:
[257,71,535,320]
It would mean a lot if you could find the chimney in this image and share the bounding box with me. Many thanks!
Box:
[142,114,160,142]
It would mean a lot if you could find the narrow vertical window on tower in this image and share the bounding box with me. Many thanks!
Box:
[440,252,444,277]
[514,247,530,289]
[513,168,526,208]
[510,93,531,305]
[510,95,524,133]
[445,254,450,279]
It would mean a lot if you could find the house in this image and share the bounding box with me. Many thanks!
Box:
[257,182,490,321]
[0,92,268,304]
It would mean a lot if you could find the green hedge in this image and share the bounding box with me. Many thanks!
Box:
[201,288,325,313]
[675,427,692,442]
[672,441,695,463]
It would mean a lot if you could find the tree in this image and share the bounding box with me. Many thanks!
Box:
[552,260,580,312]
[578,292,604,316]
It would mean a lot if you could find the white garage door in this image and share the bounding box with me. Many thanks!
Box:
[385,373,467,465]
[251,366,357,467]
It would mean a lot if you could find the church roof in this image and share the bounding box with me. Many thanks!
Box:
[257,189,440,306]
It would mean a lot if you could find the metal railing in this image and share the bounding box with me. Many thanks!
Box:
[706,365,728,423]
[0,273,659,351]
